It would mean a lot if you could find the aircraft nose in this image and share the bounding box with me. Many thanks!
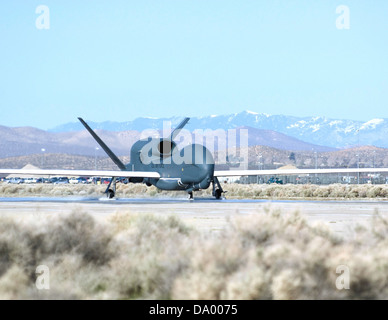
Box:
[179,144,214,184]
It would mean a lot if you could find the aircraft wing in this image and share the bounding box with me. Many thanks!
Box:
[0,169,160,178]
[214,168,388,177]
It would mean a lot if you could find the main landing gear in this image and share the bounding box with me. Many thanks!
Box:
[212,177,225,200]
[105,177,116,199]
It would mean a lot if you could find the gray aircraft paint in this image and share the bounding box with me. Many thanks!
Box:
[79,118,218,196]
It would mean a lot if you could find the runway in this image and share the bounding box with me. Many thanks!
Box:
[1,197,387,238]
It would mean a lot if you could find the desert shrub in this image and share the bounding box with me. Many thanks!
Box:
[4,208,388,299]
[301,185,314,197]
[172,237,245,299]
[313,186,330,197]
[118,184,148,196]
[2,182,388,199]
[262,185,278,197]
[0,265,29,299]
[146,186,159,196]
[42,212,115,265]
[222,258,268,299]
[329,184,347,198]
[252,186,264,198]
[0,185,20,195]
[0,217,45,279]
[0,211,115,281]
[107,213,193,299]
[367,186,388,198]
[357,186,368,198]
[173,210,341,300]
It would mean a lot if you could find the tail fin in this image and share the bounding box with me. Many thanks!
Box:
[169,117,190,141]
[78,117,126,171]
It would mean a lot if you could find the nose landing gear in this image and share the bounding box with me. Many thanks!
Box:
[212,177,225,200]
[187,177,225,200]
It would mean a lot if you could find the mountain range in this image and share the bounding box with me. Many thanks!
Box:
[50,111,388,149]
[0,125,332,158]
[0,111,386,158]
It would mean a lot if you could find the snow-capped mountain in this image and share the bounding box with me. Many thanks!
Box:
[50,111,388,149]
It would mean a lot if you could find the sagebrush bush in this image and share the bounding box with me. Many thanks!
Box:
[1,182,388,199]
[3,208,388,299]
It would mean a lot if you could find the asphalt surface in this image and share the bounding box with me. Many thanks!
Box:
[1,197,387,238]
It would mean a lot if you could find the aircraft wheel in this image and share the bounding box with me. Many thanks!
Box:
[215,189,222,199]
[107,189,115,199]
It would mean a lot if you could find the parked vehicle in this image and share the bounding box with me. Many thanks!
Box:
[117,177,129,184]
[49,177,58,184]
[7,177,24,184]
[77,177,88,184]
[101,178,111,185]
[24,177,38,184]
[69,177,79,184]
[53,177,69,184]
[88,177,96,184]
[267,177,283,184]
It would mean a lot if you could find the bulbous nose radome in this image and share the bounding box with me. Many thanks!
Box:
[179,144,214,184]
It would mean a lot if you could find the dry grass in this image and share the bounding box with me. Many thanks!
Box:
[1,182,387,200]
[2,209,388,299]
[220,183,388,199]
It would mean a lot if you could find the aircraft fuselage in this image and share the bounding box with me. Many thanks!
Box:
[126,138,214,193]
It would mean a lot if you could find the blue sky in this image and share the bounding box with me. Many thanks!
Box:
[0,0,387,129]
